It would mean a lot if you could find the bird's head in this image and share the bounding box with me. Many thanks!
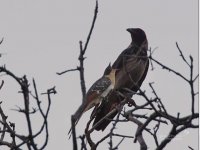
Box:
[126,28,147,46]
[105,68,119,86]
[103,63,112,76]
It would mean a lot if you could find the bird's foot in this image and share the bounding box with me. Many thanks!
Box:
[126,98,136,107]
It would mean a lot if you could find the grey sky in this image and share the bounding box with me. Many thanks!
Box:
[0,0,198,149]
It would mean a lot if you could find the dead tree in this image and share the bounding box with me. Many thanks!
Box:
[57,1,198,150]
[0,39,56,149]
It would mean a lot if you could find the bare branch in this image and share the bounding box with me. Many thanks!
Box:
[69,2,99,148]
[189,56,195,115]
[79,40,86,99]
[82,0,98,54]
[127,114,147,150]
[193,74,199,82]
[149,56,189,82]
[56,67,79,75]
[0,38,3,45]
[176,42,190,66]
[71,115,78,150]
[78,0,98,100]
[188,146,194,150]
[79,135,87,150]
[149,82,168,114]
[112,137,125,150]
[0,80,4,90]
[112,134,134,139]
[32,80,56,150]
[109,111,121,150]
[156,125,177,150]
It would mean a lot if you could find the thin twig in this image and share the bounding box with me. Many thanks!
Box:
[0,38,3,45]
[149,82,168,114]
[127,114,147,150]
[82,0,98,54]
[149,56,189,82]
[70,2,99,149]
[0,80,4,90]
[56,68,79,75]
[189,56,195,115]
[176,42,190,67]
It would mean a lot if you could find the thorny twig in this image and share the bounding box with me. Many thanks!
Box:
[63,1,99,149]
[0,66,56,149]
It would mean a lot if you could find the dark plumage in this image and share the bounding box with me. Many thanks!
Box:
[92,28,149,131]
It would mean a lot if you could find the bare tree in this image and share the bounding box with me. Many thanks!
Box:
[57,1,198,150]
[0,39,56,149]
[0,1,198,150]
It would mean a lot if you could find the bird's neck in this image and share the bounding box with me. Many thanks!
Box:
[106,71,116,85]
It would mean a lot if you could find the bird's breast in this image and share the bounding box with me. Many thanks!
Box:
[101,84,113,98]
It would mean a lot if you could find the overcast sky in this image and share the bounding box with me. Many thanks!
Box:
[0,0,198,149]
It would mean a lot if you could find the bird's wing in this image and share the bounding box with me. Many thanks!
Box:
[92,91,120,131]
[131,58,149,91]
[92,59,149,131]
[114,40,148,90]
[84,76,112,110]
[69,76,112,134]
[112,46,136,69]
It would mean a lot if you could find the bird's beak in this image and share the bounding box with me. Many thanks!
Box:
[126,28,132,33]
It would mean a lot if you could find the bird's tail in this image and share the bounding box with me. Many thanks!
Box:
[68,103,86,138]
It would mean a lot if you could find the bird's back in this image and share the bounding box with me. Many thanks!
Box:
[113,40,148,91]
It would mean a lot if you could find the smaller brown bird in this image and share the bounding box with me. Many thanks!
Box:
[69,66,117,135]
[82,70,116,113]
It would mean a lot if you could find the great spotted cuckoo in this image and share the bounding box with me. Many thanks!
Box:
[72,68,118,129]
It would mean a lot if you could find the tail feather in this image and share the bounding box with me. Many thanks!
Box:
[68,99,99,138]
[68,103,86,138]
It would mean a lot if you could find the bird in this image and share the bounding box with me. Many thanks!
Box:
[81,67,117,114]
[69,66,118,135]
[92,28,149,131]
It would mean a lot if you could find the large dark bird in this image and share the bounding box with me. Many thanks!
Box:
[93,28,149,131]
